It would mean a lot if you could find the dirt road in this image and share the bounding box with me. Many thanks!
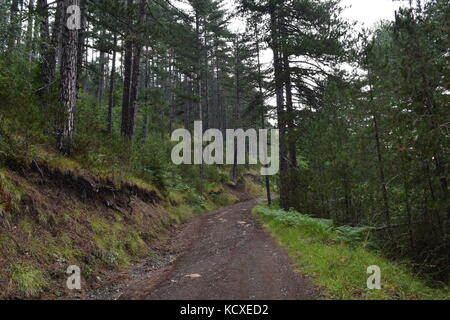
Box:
[115,199,319,300]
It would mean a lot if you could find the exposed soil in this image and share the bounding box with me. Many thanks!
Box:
[88,199,320,300]
[1,155,275,299]
[0,160,170,299]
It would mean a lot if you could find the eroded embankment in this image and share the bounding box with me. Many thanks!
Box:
[0,157,259,299]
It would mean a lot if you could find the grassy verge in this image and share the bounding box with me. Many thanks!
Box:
[253,204,449,300]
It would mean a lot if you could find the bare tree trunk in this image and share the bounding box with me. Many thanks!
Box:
[121,0,134,138]
[168,55,174,134]
[58,0,79,154]
[37,0,52,86]
[403,179,414,250]
[282,50,297,169]
[76,0,85,92]
[26,0,35,60]
[127,0,146,140]
[51,0,64,69]
[372,112,391,230]
[203,31,210,130]
[232,39,241,182]
[8,0,20,49]
[195,10,204,193]
[107,35,117,135]
[97,49,106,105]
[255,23,271,206]
[270,5,288,210]
[367,71,391,230]
[32,0,40,57]
[282,46,298,209]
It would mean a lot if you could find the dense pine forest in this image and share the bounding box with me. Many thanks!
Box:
[0,0,448,299]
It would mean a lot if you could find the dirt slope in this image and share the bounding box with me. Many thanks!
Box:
[118,200,320,300]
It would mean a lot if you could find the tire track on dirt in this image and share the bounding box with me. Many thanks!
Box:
[119,199,320,300]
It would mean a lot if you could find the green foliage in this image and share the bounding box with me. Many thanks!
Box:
[243,177,264,198]
[209,191,238,207]
[332,226,374,248]
[254,204,449,300]
[9,263,49,298]
[255,205,374,247]
[286,1,450,280]
[0,170,22,215]
[0,53,47,165]
[168,204,196,224]
[19,219,33,236]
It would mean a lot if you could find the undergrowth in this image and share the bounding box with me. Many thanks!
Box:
[253,204,450,300]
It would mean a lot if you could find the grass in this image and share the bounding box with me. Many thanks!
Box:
[253,204,450,300]
[243,176,265,198]
[0,169,22,214]
[19,218,33,236]
[9,263,49,298]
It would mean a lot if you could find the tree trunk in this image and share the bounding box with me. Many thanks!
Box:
[107,35,117,135]
[127,0,146,140]
[58,0,79,154]
[121,0,134,138]
[51,0,64,69]
[372,112,391,230]
[8,0,20,49]
[195,9,204,192]
[232,39,241,182]
[255,22,272,206]
[282,46,298,208]
[37,0,54,100]
[76,0,86,92]
[367,71,391,231]
[270,5,288,210]
[97,49,106,105]
[26,0,35,61]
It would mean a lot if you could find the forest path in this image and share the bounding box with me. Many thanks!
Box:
[114,199,320,300]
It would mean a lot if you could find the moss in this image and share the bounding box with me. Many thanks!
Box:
[10,263,49,298]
